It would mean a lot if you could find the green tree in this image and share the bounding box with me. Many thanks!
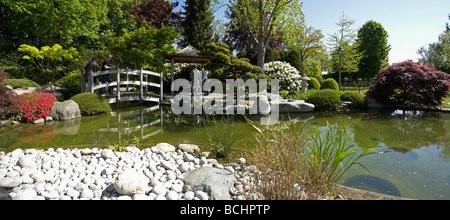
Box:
[1,0,109,49]
[228,0,304,73]
[418,16,450,74]
[180,0,215,50]
[286,22,326,65]
[96,0,137,50]
[108,25,179,71]
[328,13,362,79]
[304,59,323,80]
[356,20,391,80]
[200,42,261,80]
[17,44,80,83]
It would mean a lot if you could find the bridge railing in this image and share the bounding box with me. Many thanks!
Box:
[81,67,163,103]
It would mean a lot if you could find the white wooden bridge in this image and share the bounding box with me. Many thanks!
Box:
[81,68,163,104]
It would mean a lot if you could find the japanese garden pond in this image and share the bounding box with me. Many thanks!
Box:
[1,105,449,200]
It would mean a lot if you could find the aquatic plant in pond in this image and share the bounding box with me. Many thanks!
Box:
[203,115,243,158]
[245,116,384,198]
[303,123,385,191]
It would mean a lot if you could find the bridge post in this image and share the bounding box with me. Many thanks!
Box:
[126,68,129,92]
[140,67,143,102]
[116,67,121,103]
[160,71,163,102]
[90,71,94,93]
[145,71,148,94]
[80,70,85,93]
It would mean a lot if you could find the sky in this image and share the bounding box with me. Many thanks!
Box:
[301,0,450,64]
[176,0,450,64]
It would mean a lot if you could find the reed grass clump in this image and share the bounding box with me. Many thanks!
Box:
[244,116,382,200]
[203,115,242,158]
[244,117,307,200]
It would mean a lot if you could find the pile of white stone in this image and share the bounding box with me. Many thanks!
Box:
[0,143,249,200]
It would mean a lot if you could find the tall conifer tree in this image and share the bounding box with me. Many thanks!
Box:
[180,0,214,50]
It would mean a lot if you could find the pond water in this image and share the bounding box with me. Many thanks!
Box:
[0,105,449,200]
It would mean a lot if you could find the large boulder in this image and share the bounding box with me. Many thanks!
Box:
[271,99,315,113]
[50,100,81,121]
[12,87,38,96]
[114,169,150,196]
[183,167,236,200]
[177,144,200,155]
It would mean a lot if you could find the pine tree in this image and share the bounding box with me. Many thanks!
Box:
[180,0,214,50]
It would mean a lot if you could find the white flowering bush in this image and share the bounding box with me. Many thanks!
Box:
[162,63,195,79]
[264,61,302,92]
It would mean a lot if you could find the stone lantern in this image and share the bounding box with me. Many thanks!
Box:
[300,75,310,94]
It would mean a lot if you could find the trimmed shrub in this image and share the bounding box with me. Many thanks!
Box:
[308,77,321,90]
[306,89,341,111]
[60,72,81,99]
[321,78,339,91]
[4,78,42,89]
[70,93,111,115]
[16,92,57,121]
[367,61,450,108]
[340,92,365,108]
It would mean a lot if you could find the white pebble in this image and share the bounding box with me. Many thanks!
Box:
[184,191,195,200]
[152,184,167,196]
[80,188,94,200]
[166,190,179,200]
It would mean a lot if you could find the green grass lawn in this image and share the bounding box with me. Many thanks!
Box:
[340,86,368,95]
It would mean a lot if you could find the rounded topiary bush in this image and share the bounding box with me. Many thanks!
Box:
[61,72,81,99]
[308,77,321,90]
[306,89,341,111]
[321,78,339,91]
[70,93,111,115]
[340,92,365,108]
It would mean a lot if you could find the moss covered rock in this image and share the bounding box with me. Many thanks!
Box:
[70,93,111,115]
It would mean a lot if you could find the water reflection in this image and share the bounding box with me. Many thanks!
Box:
[351,109,449,153]
[97,105,163,143]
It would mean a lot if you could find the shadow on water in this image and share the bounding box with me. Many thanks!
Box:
[343,175,401,197]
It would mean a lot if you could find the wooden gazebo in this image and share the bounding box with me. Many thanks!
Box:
[165,46,214,96]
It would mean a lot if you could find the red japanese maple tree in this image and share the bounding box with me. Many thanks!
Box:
[367,60,450,108]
